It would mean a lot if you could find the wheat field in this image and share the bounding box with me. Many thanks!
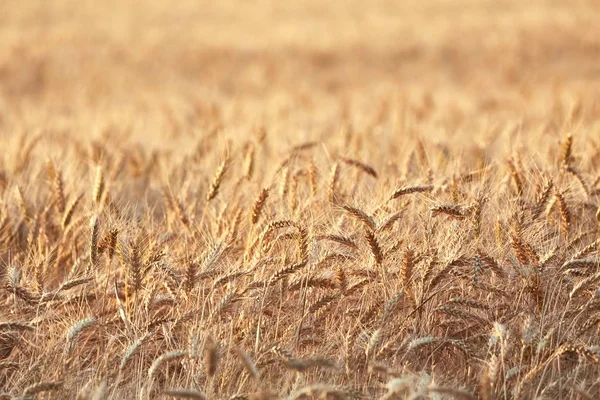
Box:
[1,1,600,399]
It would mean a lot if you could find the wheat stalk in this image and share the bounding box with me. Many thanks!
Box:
[207,157,230,202]
[251,188,269,225]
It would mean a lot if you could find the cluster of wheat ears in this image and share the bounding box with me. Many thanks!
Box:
[0,116,600,400]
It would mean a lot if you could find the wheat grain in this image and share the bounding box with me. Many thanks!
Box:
[251,188,269,225]
[162,389,208,399]
[148,350,187,378]
[390,185,433,199]
[340,157,378,178]
[342,205,376,230]
[207,157,230,202]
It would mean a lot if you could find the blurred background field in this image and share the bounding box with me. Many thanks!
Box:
[1,0,599,145]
